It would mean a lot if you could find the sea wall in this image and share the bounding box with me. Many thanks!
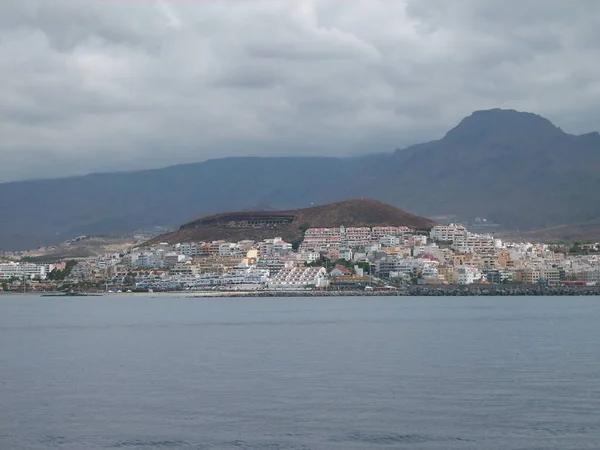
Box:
[192,284,600,297]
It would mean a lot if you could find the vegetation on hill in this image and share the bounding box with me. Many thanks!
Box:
[47,260,78,281]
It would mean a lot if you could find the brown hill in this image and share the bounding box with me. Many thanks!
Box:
[148,199,436,245]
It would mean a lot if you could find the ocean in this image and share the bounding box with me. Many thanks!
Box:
[1,295,599,449]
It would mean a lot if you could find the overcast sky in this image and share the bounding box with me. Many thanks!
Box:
[1,0,599,182]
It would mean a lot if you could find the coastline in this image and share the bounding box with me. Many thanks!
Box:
[4,284,599,297]
[187,284,600,297]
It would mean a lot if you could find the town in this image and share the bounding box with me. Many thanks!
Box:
[1,223,600,294]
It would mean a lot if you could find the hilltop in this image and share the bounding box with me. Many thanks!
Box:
[149,199,436,245]
[367,108,600,229]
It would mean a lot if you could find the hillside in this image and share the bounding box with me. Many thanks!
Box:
[369,109,600,229]
[497,219,600,244]
[17,237,136,262]
[149,199,436,245]
[0,157,363,250]
[1,108,599,250]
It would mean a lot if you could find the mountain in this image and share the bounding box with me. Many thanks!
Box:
[369,109,600,228]
[0,108,599,250]
[0,157,363,250]
[149,199,436,245]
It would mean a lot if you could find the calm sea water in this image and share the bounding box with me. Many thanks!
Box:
[1,295,599,450]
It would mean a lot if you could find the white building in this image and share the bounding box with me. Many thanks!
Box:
[267,267,328,290]
[0,262,48,280]
[136,252,159,269]
[339,247,353,261]
[257,256,296,275]
[296,251,321,264]
[377,258,439,282]
[260,237,293,256]
[176,242,203,257]
[219,243,241,257]
[455,266,483,285]
[380,236,401,247]
[430,224,468,242]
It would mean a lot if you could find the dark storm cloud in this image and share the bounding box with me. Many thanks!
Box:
[0,0,599,181]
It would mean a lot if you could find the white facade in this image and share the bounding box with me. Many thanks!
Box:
[177,243,202,257]
[431,225,495,254]
[455,266,482,285]
[296,252,321,264]
[219,243,241,257]
[260,238,293,256]
[430,224,468,242]
[268,267,328,290]
[380,236,401,247]
[0,262,48,280]
[136,252,159,269]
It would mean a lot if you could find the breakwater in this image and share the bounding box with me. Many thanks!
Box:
[191,284,600,297]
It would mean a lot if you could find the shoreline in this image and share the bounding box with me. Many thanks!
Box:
[188,285,600,297]
[3,284,600,297]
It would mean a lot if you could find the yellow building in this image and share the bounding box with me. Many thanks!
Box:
[192,256,244,274]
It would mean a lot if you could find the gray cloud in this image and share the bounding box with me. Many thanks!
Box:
[0,0,599,181]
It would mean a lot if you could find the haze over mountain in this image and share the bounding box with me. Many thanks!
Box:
[2,1,600,182]
[0,108,599,251]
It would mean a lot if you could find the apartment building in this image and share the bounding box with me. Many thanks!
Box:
[455,266,483,285]
[430,224,468,242]
[192,256,245,274]
[267,266,328,290]
[0,262,48,280]
[513,267,560,284]
[371,226,412,239]
[257,256,297,276]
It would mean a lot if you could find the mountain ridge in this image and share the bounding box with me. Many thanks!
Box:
[1,108,599,250]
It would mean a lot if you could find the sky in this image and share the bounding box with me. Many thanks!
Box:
[1,0,599,182]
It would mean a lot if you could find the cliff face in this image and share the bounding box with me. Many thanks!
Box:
[149,199,436,244]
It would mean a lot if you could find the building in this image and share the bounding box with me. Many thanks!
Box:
[455,266,482,285]
[430,224,468,242]
[376,258,419,279]
[0,262,48,280]
[267,267,328,290]
[329,265,352,278]
[193,256,245,274]
[257,256,296,276]
[486,270,512,284]
[302,226,416,252]
[371,226,412,239]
